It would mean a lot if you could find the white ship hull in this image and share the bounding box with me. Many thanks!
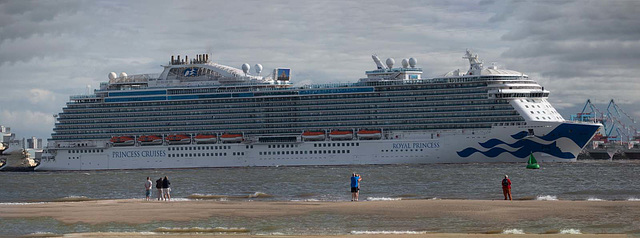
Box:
[37,121,599,170]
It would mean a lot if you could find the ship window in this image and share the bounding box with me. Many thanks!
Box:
[347,150,350,153]
[356,143,359,146]
[525,105,529,108]
[530,111,534,114]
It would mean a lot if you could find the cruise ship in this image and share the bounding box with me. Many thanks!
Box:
[37,50,601,170]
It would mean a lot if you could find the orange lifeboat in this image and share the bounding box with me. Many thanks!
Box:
[110,136,135,146]
[302,131,325,141]
[166,134,191,145]
[357,130,382,140]
[195,134,217,144]
[220,133,243,143]
[329,130,353,140]
[138,135,163,145]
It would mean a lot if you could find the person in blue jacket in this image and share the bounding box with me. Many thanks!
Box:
[350,173,362,201]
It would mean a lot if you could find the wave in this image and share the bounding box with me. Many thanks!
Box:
[20,232,62,237]
[187,194,228,200]
[248,192,273,198]
[154,227,250,233]
[291,199,321,202]
[0,202,47,205]
[536,195,558,201]
[628,197,640,201]
[586,197,605,201]
[559,228,582,234]
[367,197,401,201]
[187,192,273,200]
[501,228,525,234]
[52,196,97,202]
[351,230,426,234]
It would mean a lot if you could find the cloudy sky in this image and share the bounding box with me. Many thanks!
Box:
[1,0,639,141]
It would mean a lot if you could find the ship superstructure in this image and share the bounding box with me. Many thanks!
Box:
[38,50,601,170]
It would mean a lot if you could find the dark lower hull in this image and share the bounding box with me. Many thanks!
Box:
[622,151,640,160]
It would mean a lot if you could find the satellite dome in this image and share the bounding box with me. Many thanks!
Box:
[255,64,263,74]
[409,57,417,68]
[119,72,128,78]
[385,58,395,69]
[241,63,250,75]
[108,72,117,80]
[401,59,409,68]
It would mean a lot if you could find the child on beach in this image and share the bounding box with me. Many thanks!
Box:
[144,177,152,201]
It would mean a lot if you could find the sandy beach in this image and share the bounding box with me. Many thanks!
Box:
[2,199,638,237]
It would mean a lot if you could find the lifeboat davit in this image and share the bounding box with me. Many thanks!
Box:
[357,130,382,140]
[195,134,217,144]
[110,136,135,146]
[329,130,353,140]
[302,131,325,141]
[220,134,243,143]
[138,135,163,145]
[166,134,191,145]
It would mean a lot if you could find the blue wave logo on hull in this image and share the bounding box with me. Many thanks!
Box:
[457,123,600,159]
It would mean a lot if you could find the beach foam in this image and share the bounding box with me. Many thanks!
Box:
[536,195,558,201]
[366,197,401,201]
[21,232,62,237]
[53,196,96,202]
[501,228,525,234]
[350,230,427,234]
[154,227,249,233]
[587,197,605,201]
[0,202,47,205]
[559,228,582,234]
[628,197,640,201]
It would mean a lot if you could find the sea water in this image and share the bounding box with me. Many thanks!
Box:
[1,161,639,236]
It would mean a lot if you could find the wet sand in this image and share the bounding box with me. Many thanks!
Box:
[54,233,627,238]
[2,199,638,237]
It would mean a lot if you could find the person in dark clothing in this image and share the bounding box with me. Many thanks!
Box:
[502,175,512,200]
[162,176,171,201]
[155,177,163,201]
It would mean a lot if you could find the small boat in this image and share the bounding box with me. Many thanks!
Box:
[329,130,353,140]
[220,134,243,143]
[526,153,540,169]
[302,131,325,141]
[110,136,135,146]
[195,134,218,144]
[166,134,191,145]
[357,129,382,140]
[138,135,163,145]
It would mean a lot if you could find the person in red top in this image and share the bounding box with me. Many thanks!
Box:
[502,175,512,200]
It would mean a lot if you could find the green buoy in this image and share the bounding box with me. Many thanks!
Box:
[526,153,540,169]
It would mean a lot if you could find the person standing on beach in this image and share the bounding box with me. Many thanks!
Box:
[162,176,171,201]
[156,177,163,201]
[502,175,512,200]
[350,173,362,201]
[144,177,152,201]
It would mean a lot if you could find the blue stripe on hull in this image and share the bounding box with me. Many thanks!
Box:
[457,123,600,159]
